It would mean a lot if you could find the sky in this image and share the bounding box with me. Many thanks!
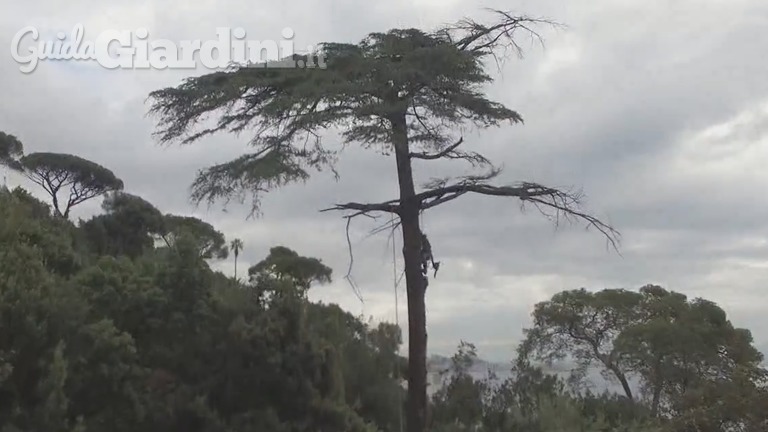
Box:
[1,0,768,362]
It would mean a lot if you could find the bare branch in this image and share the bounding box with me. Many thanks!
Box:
[320,200,400,217]
[322,162,618,251]
[410,137,464,160]
[420,190,468,209]
[417,181,620,250]
[409,136,494,168]
[343,216,364,303]
[446,9,555,55]
[320,200,399,303]
[367,214,402,238]
[323,174,619,253]
[421,166,503,193]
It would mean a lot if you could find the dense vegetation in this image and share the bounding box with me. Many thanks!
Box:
[0,184,403,431]
[0,172,766,431]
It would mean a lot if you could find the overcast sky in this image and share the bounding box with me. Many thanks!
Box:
[2,0,768,362]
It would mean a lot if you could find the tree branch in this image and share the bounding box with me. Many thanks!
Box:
[342,216,364,303]
[447,10,553,55]
[410,137,464,160]
[320,201,400,218]
[321,176,619,251]
[416,181,620,250]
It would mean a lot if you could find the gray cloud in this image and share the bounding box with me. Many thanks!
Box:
[2,0,768,362]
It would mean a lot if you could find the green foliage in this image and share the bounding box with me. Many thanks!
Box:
[146,14,533,213]
[230,238,243,256]
[0,187,82,276]
[0,188,404,431]
[0,132,23,171]
[248,245,332,295]
[9,186,52,218]
[230,238,243,279]
[430,342,665,432]
[306,303,407,432]
[80,192,166,258]
[160,214,229,260]
[0,189,87,430]
[519,284,768,430]
[431,342,486,428]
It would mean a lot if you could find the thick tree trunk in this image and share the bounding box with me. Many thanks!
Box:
[392,113,428,432]
[598,351,633,401]
[51,192,63,218]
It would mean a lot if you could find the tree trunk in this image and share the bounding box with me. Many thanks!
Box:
[610,365,634,401]
[51,192,63,218]
[599,352,633,401]
[234,254,238,280]
[392,112,428,432]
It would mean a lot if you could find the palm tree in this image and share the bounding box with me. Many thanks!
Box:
[230,238,244,280]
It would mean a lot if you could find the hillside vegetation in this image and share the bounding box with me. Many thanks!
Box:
[0,182,766,431]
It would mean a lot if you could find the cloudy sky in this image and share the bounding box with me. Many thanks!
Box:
[2,0,768,362]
